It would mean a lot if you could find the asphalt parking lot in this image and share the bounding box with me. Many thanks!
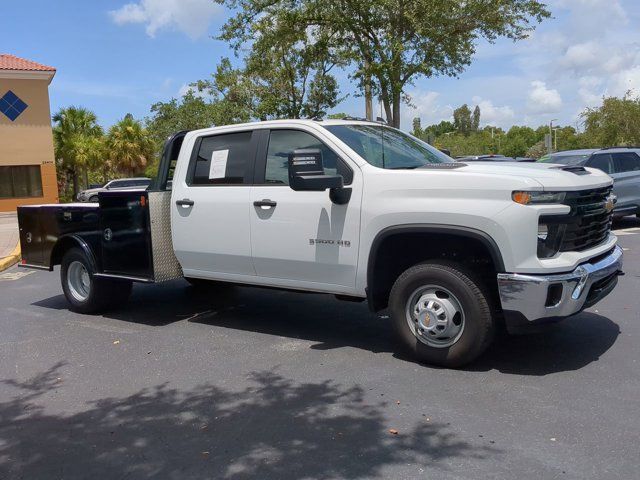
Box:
[1,220,639,480]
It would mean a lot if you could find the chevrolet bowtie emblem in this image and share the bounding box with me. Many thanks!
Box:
[605,194,616,213]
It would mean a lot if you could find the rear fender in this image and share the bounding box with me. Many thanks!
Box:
[50,235,100,272]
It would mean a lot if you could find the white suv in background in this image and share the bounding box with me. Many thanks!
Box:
[77,178,151,203]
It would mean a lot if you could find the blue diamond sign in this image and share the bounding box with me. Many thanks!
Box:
[0,90,28,121]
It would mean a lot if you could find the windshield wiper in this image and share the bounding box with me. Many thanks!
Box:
[388,165,421,170]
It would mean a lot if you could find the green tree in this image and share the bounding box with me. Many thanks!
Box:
[217,0,550,128]
[106,114,155,177]
[52,106,104,199]
[147,91,221,148]
[200,20,345,121]
[453,104,473,135]
[526,140,547,159]
[413,120,455,143]
[501,126,537,157]
[472,105,481,132]
[412,117,422,137]
[581,94,640,147]
[435,129,498,157]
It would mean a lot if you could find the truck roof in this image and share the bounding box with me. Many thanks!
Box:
[189,118,385,137]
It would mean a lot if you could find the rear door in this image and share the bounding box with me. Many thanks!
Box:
[249,128,362,291]
[611,152,640,212]
[171,129,258,279]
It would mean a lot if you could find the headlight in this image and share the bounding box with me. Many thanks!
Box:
[512,191,566,205]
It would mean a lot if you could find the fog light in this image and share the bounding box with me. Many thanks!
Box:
[538,224,548,241]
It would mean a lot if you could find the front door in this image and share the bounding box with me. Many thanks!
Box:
[249,128,362,291]
[172,129,257,279]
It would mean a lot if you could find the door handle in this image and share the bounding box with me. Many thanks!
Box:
[176,198,195,207]
[253,199,277,208]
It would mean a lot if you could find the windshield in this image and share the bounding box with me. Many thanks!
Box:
[538,154,590,166]
[324,124,453,169]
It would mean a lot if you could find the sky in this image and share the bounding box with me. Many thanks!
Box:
[2,0,640,131]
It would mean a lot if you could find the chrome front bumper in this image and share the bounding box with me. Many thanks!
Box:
[497,246,623,325]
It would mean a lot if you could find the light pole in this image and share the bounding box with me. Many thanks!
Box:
[553,126,560,152]
[548,119,558,154]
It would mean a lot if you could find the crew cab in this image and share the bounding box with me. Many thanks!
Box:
[17,120,623,367]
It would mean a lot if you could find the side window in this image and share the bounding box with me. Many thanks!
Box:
[613,152,640,173]
[264,129,353,185]
[191,131,252,185]
[587,154,613,174]
[109,180,126,189]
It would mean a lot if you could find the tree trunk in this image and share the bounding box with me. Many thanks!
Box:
[392,89,401,129]
[72,172,79,200]
[380,88,393,125]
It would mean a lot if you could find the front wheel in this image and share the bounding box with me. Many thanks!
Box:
[61,248,132,314]
[389,261,495,368]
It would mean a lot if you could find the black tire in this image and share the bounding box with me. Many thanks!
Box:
[60,248,132,314]
[89,196,98,203]
[389,260,495,368]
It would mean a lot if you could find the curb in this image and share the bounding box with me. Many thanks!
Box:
[0,242,20,272]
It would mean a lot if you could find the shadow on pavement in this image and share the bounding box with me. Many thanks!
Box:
[32,282,620,376]
[469,313,620,375]
[0,363,496,479]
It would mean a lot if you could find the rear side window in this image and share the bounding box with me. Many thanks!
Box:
[612,152,640,173]
[191,131,252,185]
[587,154,613,174]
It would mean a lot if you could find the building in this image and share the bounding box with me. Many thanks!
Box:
[0,54,58,212]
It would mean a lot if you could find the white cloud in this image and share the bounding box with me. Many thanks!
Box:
[109,0,220,39]
[610,66,640,97]
[578,76,605,106]
[402,90,453,128]
[527,81,563,114]
[471,96,515,127]
[561,42,600,71]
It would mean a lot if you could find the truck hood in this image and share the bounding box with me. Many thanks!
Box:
[455,161,613,190]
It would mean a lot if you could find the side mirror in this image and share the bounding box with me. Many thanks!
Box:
[288,149,343,191]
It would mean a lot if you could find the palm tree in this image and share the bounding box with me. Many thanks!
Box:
[52,106,103,198]
[107,114,155,177]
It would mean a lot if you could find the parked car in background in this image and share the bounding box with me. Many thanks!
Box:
[77,177,151,202]
[538,149,598,166]
[539,147,640,217]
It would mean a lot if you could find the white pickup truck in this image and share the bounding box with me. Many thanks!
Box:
[17,119,623,367]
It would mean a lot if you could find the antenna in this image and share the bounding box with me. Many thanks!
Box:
[379,99,385,168]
